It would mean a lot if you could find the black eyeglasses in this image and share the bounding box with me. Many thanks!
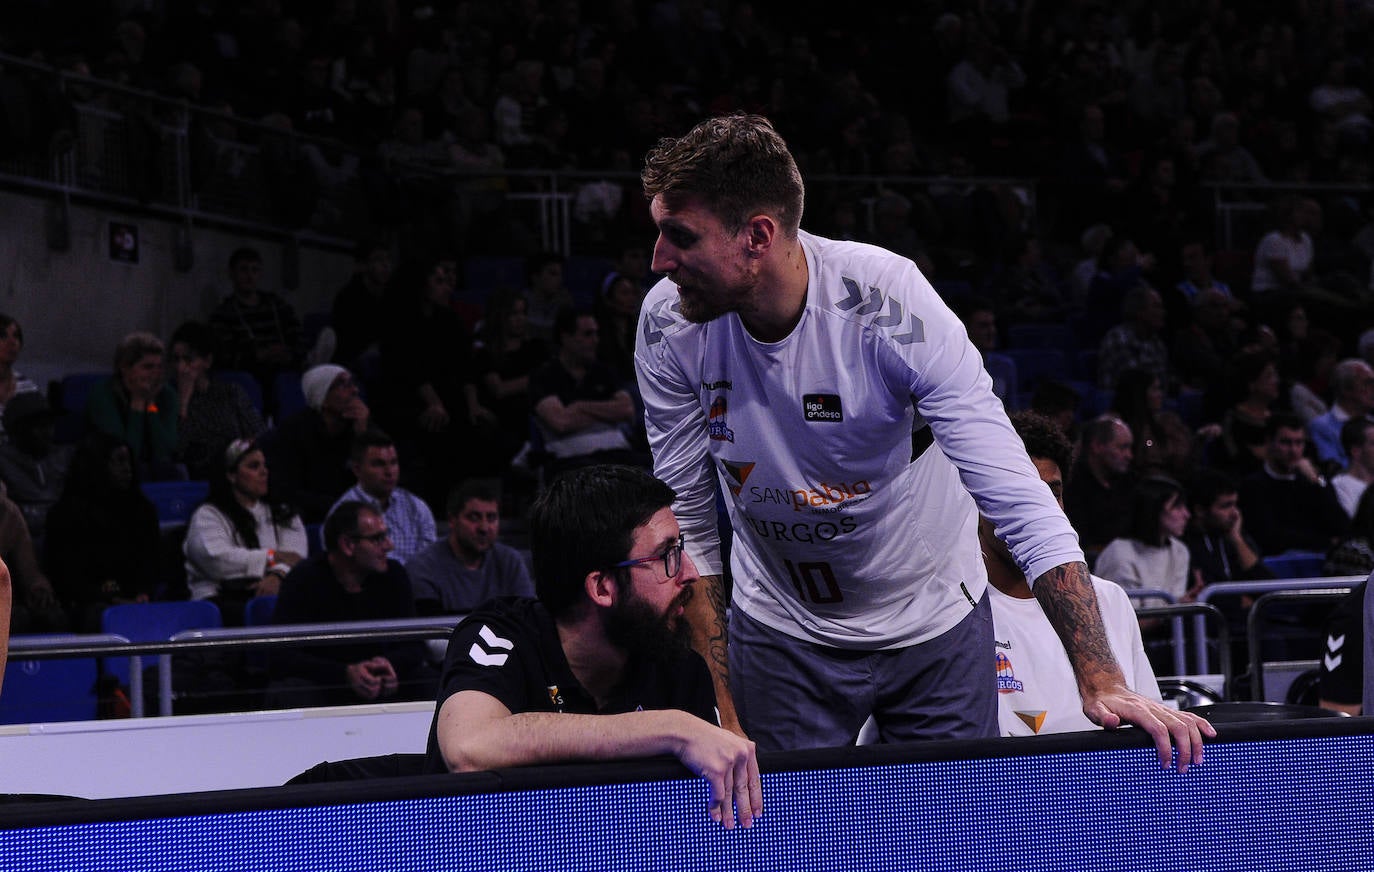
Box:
[610,534,684,581]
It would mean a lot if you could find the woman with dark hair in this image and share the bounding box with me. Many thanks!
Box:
[169,321,265,480]
[1110,367,1208,479]
[86,331,179,479]
[1212,349,1281,476]
[183,438,307,623]
[0,313,40,440]
[44,432,160,631]
[473,288,548,465]
[1094,475,1200,604]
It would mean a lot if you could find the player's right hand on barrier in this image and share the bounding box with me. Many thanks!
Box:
[674,716,762,830]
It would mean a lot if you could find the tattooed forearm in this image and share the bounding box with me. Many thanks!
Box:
[701,572,730,674]
[686,573,742,732]
[1033,561,1126,694]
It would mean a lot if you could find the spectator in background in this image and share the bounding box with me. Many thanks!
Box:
[1197,112,1267,185]
[267,500,434,708]
[377,254,489,505]
[473,289,547,468]
[1184,468,1272,587]
[1096,285,1170,393]
[1172,287,1239,394]
[1030,381,1082,438]
[1110,367,1204,481]
[1237,414,1349,555]
[523,252,573,342]
[1094,475,1199,605]
[208,247,304,391]
[1065,415,1137,554]
[955,297,1007,402]
[0,314,40,443]
[169,321,265,481]
[328,429,436,564]
[984,411,1160,736]
[0,393,72,540]
[531,308,641,477]
[1332,417,1374,519]
[1213,350,1281,478]
[86,331,179,480]
[596,273,646,387]
[1175,239,1234,304]
[183,438,308,623]
[330,240,394,372]
[261,364,370,523]
[1084,236,1153,344]
[1307,358,1374,474]
[0,482,66,633]
[407,480,533,616]
[1288,329,1341,424]
[44,433,159,632]
[1251,195,1316,297]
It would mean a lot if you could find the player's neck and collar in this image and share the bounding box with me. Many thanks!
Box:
[738,233,810,344]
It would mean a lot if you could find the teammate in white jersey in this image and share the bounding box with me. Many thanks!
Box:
[634,114,1212,769]
[985,412,1161,737]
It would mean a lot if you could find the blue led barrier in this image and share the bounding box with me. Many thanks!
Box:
[3,723,1373,871]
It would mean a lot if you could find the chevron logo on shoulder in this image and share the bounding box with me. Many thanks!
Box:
[469,624,515,667]
[641,298,678,347]
[836,277,925,344]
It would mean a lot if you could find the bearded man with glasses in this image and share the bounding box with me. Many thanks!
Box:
[425,464,762,830]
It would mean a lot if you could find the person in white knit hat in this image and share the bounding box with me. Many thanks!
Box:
[261,364,370,523]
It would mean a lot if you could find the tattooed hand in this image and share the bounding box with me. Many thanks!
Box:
[1035,562,1217,772]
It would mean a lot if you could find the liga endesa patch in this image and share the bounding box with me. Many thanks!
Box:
[802,393,843,422]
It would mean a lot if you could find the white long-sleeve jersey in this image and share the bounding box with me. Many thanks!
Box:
[635,231,1083,649]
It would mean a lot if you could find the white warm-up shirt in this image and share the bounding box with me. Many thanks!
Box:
[635,231,1083,649]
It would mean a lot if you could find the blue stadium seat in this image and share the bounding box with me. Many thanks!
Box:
[273,371,307,421]
[99,600,224,688]
[141,480,210,527]
[999,348,1068,394]
[244,595,277,626]
[1261,551,1328,579]
[0,637,100,725]
[212,370,265,414]
[564,255,614,307]
[983,353,1018,403]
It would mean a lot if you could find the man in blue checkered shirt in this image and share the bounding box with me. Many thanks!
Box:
[328,428,437,564]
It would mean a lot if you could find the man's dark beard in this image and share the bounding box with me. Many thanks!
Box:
[603,583,692,664]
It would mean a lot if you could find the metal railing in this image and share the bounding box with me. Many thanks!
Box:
[0,51,1043,258]
[1245,589,1354,702]
[1136,602,1231,700]
[1205,181,1374,251]
[6,617,461,719]
[1193,576,1366,676]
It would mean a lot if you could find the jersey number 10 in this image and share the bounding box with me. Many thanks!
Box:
[784,560,844,604]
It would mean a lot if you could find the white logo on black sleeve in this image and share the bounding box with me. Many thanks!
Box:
[1324,633,1346,672]
[469,624,515,667]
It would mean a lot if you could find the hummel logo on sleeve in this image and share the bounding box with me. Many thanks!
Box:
[1324,633,1346,672]
[469,624,515,667]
